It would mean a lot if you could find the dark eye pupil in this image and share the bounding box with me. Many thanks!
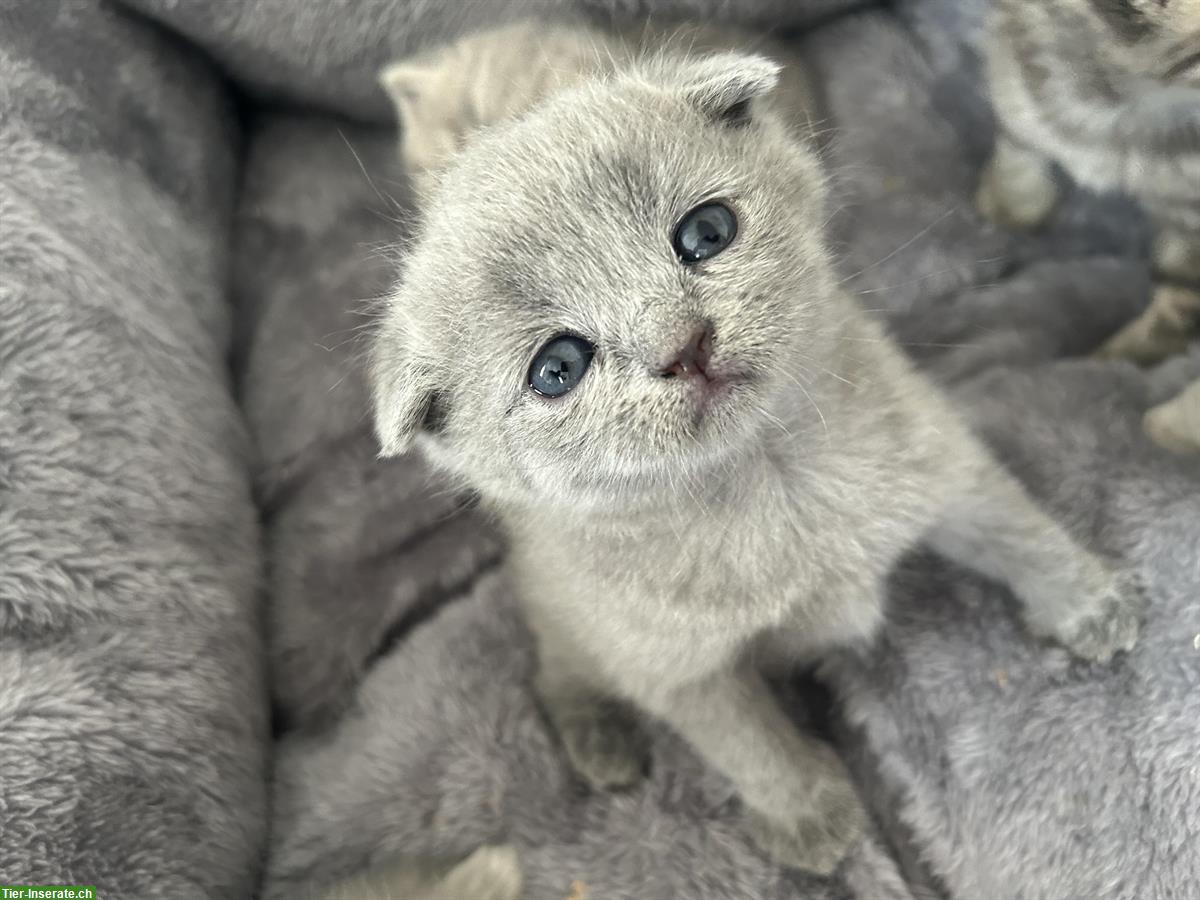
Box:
[546,359,571,382]
[529,335,594,398]
[673,202,737,263]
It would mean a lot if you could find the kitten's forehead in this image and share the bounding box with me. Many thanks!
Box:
[446,75,736,224]
[408,59,824,337]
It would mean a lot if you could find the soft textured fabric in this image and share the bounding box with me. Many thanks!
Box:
[118,0,865,122]
[5,0,1198,897]
[0,0,268,896]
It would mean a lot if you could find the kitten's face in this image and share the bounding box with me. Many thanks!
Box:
[372,55,835,509]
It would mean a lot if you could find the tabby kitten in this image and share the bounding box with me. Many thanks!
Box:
[979,0,1200,454]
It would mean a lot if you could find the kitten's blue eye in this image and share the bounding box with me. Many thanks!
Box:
[529,335,594,398]
[673,202,737,263]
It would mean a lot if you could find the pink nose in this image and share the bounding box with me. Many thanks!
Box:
[660,324,714,380]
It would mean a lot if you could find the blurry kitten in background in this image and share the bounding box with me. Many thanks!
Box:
[371,47,1143,874]
[380,18,816,200]
[979,0,1200,454]
[380,20,611,197]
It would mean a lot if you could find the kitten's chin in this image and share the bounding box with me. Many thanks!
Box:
[550,419,767,511]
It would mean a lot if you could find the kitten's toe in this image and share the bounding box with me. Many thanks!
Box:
[1144,381,1200,455]
[1045,570,1145,663]
[975,164,1057,230]
[555,699,650,791]
[441,846,523,900]
[1095,286,1200,365]
[974,176,1011,227]
[745,770,866,876]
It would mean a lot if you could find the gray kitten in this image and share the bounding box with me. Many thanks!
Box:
[371,52,1143,874]
[979,0,1200,453]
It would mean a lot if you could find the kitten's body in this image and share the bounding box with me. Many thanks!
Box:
[372,49,1141,875]
[980,0,1200,453]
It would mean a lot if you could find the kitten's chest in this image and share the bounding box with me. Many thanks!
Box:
[610,498,801,618]
[513,462,902,622]
[506,497,801,681]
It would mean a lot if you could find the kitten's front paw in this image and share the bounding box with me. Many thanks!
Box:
[553,698,650,791]
[744,768,867,876]
[1039,569,1144,664]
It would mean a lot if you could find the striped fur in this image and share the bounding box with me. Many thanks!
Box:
[981,0,1200,453]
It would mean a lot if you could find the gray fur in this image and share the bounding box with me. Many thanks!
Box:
[238,116,908,900]
[369,50,1142,875]
[0,0,267,895]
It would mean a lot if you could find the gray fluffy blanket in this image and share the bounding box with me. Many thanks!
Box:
[0,1,265,896]
[3,0,1198,898]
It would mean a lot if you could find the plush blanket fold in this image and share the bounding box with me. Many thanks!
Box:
[0,0,268,895]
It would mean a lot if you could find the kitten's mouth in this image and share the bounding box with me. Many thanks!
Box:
[657,323,755,418]
[678,369,757,430]
[691,369,752,405]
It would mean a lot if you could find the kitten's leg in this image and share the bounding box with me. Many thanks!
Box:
[927,462,1142,662]
[533,634,650,791]
[1145,377,1200,455]
[642,665,866,876]
[976,134,1060,229]
[1096,230,1200,364]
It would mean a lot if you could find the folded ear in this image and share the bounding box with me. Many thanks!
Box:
[674,52,782,127]
[379,58,440,125]
[370,336,438,457]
